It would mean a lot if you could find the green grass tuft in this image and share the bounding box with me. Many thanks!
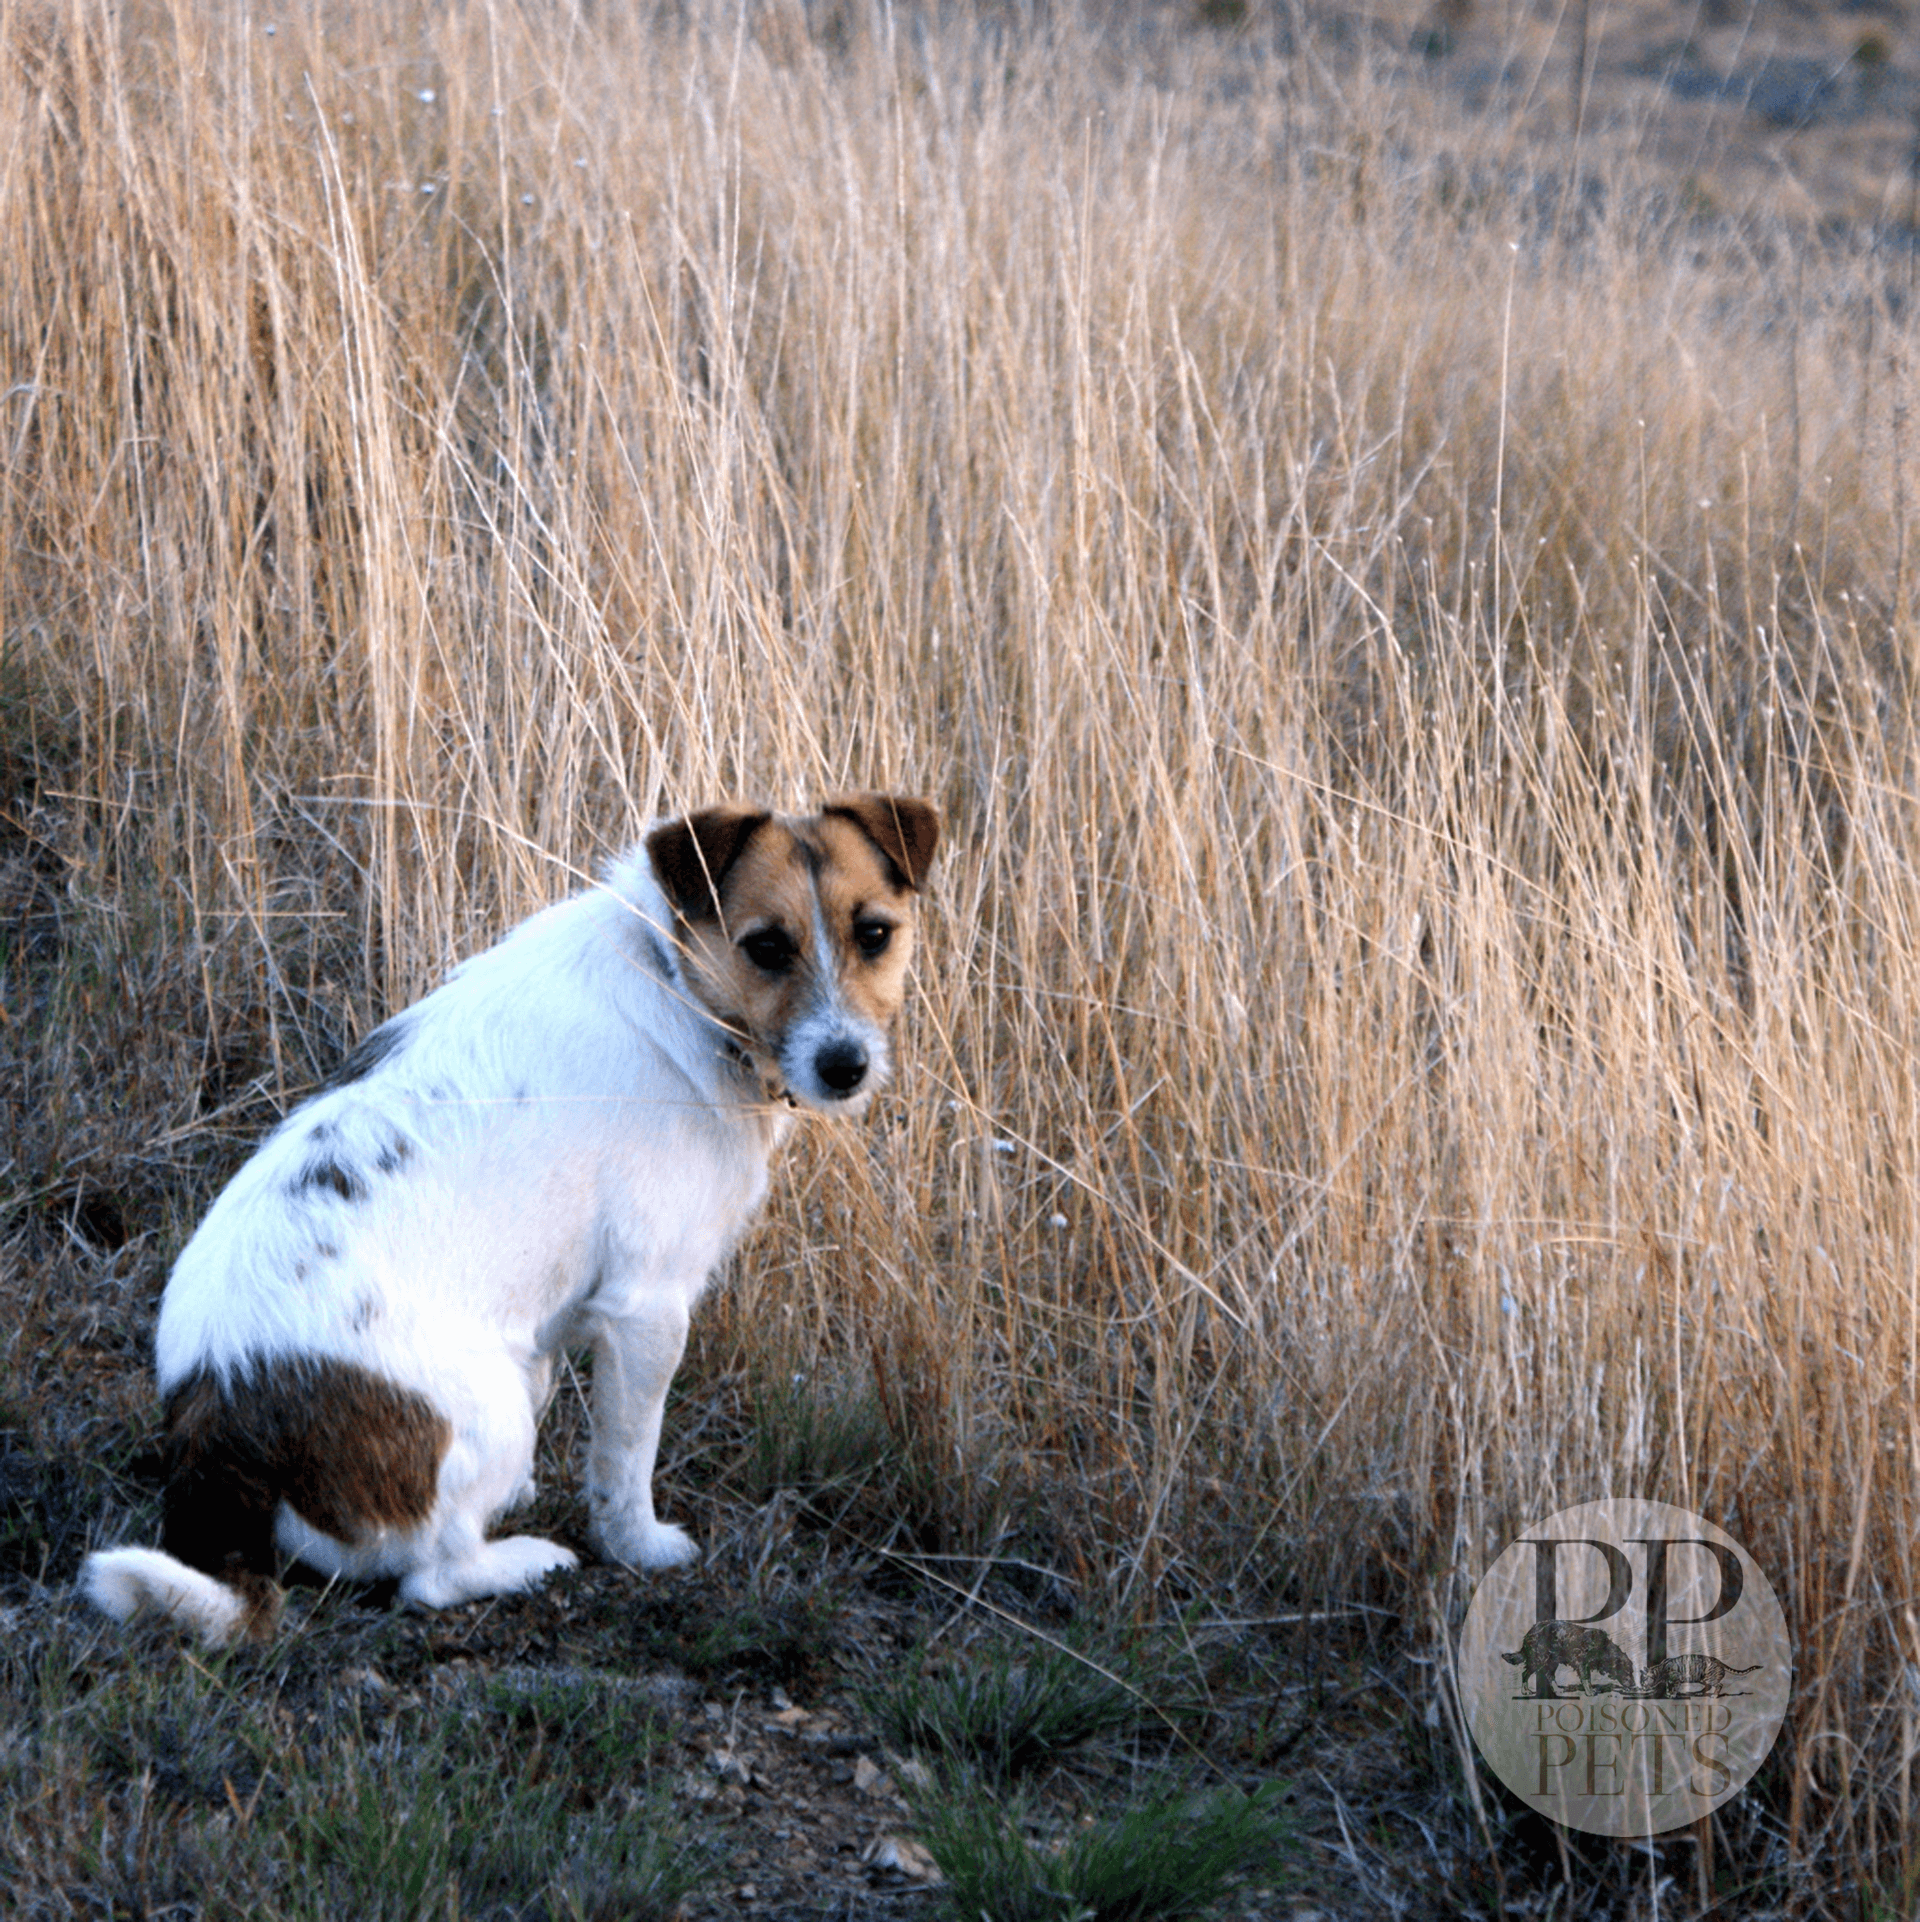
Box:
[742,1361,906,1520]
[916,1782,1297,1922]
[864,1635,1150,1784]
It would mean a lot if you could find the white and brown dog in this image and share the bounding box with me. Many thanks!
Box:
[81,793,939,1645]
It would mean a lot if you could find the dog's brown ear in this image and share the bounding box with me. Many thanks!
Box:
[825,793,941,891]
[646,805,771,921]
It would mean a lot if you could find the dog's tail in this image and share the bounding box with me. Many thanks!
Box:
[78,1362,302,1649]
[80,1546,276,1648]
[81,1357,450,1648]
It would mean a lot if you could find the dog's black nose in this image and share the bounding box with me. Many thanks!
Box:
[815,1040,869,1095]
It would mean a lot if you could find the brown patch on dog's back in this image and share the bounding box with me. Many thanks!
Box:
[292,1155,367,1204]
[161,1357,451,1631]
[320,1015,414,1091]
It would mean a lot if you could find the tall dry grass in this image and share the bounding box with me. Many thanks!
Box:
[6,0,1919,1899]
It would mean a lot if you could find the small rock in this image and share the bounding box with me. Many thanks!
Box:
[863,1834,943,1883]
[852,1752,890,1797]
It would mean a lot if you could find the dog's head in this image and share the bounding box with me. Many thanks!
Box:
[646,793,940,1112]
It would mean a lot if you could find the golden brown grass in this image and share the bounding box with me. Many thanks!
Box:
[7,0,1920,1904]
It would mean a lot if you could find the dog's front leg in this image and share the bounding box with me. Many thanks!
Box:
[585,1295,700,1568]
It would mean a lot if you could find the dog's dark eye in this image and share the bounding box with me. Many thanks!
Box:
[740,928,796,974]
[852,919,893,959]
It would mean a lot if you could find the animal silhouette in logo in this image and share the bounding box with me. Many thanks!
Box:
[1629,1653,1762,1699]
[1501,1619,1637,1697]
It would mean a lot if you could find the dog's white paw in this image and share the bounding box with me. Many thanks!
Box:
[592,1512,700,1570]
[400,1535,578,1610]
[486,1535,581,1586]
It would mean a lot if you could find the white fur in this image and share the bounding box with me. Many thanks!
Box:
[81,1546,249,1648]
[82,845,810,1640]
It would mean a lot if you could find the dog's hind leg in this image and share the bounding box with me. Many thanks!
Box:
[398,1528,578,1609]
[390,1349,577,1608]
[584,1293,699,1569]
